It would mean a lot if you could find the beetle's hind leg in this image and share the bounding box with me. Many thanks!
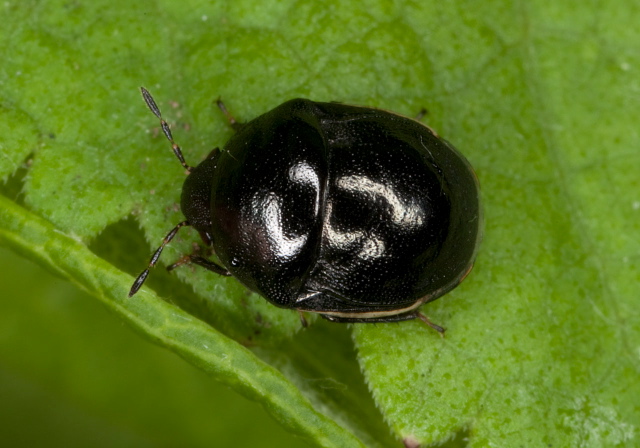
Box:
[416,312,446,337]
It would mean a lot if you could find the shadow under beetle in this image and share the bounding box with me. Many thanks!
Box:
[130,88,482,334]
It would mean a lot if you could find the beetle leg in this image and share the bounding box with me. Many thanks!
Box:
[129,220,191,297]
[215,98,244,131]
[167,255,231,277]
[415,108,428,121]
[417,312,446,337]
[297,311,309,328]
[165,253,193,271]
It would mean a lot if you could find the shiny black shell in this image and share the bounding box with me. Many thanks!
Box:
[181,99,481,322]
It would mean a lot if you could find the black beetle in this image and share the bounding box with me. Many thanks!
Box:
[130,88,481,334]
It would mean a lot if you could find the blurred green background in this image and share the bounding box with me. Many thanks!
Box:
[0,246,301,447]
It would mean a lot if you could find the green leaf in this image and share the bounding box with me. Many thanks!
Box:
[1,1,638,447]
[0,245,303,447]
[353,2,640,447]
[0,194,373,447]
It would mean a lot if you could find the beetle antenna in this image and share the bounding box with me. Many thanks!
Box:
[129,220,191,297]
[140,87,192,172]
